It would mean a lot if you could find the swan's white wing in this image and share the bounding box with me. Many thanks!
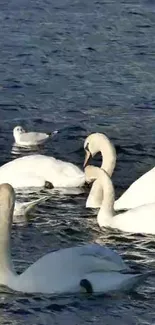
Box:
[82,271,146,293]
[114,167,155,210]
[112,202,155,234]
[0,155,85,188]
[0,171,46,189]
[54,159,85,187]
[16,244,128,293]
[79,244,128,272]
[56,159,84,177]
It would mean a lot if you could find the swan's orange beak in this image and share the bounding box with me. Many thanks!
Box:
[83,150,91,168]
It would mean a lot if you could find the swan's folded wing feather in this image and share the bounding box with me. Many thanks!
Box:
[114,167,155,210]
[79,244,128,272]
[0,172,45,189]
[82,271,145,293]
[57,159,84,177]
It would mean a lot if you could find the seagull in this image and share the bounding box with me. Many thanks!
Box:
[13,126,58,147]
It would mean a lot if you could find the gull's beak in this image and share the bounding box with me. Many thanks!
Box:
[83,150,91,168]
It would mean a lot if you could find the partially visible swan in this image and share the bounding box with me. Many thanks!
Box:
[84,133,116,176]
[114,168,155,210]
[84,132,155,210]
[0,183,148,294]
[0,155,85,189]
[85,165,155,234]
[14,196,50,217]
[84,133,116,208]
[13,126,58,147]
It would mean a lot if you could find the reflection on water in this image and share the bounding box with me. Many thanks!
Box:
[11,143,41,156]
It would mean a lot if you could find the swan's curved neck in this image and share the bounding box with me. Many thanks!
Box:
[86,180,103,208]
[99,137,116,177]
[97,170,115,227]
[86,135,116,209]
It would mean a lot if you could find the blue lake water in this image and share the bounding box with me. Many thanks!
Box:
[0,0,155,324]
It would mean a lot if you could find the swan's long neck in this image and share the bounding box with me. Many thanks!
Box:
[86,135,116,208]
[99,137,116,177]
[97,169,115,228]
[87,136,116,209]
[86,179,103,208]
[0,210,14,273]
[0,190,17,284]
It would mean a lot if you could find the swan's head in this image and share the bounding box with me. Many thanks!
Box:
[0,184,15,226]
[84,133,106,167]
[84,165,101,183]
[13,126,25,138]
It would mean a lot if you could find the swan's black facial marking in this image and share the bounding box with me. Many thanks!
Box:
[83,143,92,168]
[82,182,92,189]
[45,181,54,189]
[85,142,90,153]
[80,279,93,294]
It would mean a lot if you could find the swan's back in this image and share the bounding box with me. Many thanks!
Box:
[16,244,127,293]
[114,167,155,210]
[0,155,85,188]
[16,246,95,293]
[113,202,155,234]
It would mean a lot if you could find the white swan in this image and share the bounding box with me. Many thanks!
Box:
[13,126,58,147]
[0,154,85,189]
[14,196,50,217]
[84,132,155,210]
[85,165,155,234]
[84,133,116,208]
[0,183,148,294]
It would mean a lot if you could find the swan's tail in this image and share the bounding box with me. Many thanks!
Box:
[121,269,155,287]
[80,270,154,295]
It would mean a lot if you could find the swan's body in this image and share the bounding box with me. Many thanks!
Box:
[14,196,49,217]
[0,155,85,188]
[114,167,155,210]
[13,126,56,147]
[0,183,147,294]
[84,133,155,210]
[85,166,155,234]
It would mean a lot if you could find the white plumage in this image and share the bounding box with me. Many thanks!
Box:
[0,154,85,188]
[0,183,147,294]
[13,126,57,147]
[84,132,155,210]
[85,165,155,235]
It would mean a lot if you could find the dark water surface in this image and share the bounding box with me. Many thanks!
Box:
[0,0,155,324]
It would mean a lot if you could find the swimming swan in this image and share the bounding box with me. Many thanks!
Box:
[84,133,116,208]
[0,154,85,189]
[84,132,155,210]
[0,183,147,294]
[13,126,58,147]
[85,165,155,234]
